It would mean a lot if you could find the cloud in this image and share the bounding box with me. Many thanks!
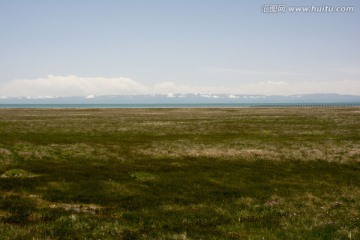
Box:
[150,79,360,95]
[232,80,360,95]
[0,75,148,97]
[0,75,359,97]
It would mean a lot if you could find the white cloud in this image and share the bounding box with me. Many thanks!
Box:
[85,95,96,99]
[232,80,360,95]
[0,75,359,97]
[0,75,148,97]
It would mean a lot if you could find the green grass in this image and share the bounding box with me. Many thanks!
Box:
[1,169,38,178]
[0,107,359,239]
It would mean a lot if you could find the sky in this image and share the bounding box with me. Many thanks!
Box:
[0,0,359,97]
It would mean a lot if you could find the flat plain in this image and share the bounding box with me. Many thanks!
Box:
[0,107,359,239]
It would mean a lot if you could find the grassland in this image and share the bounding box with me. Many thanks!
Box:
[0,107,359,239]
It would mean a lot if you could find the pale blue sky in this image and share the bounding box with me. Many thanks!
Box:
[1,0,359,96]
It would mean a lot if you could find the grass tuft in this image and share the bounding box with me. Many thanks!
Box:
[1,169,37,178]
[130,171,158,182]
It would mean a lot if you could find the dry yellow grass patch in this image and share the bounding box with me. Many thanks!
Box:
[0,191,103,215]
[137,142,279,160]
[137,141,360,163]
[0,147,14,167]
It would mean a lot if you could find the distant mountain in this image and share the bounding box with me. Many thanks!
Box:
[1,93,360,104]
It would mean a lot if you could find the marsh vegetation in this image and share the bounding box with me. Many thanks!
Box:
[0,108,359,239]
